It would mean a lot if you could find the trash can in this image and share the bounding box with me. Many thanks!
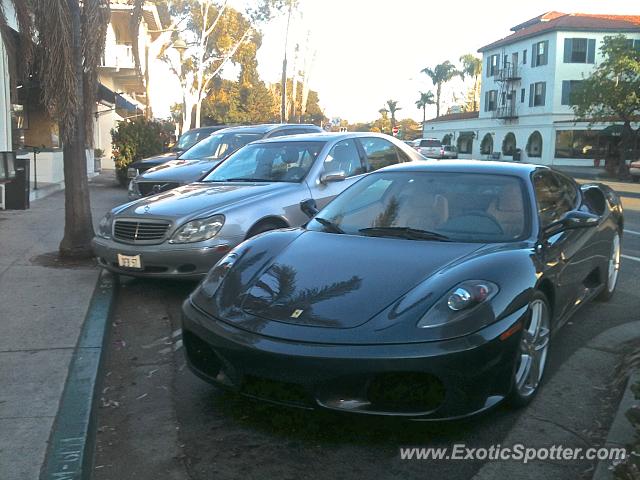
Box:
[513,148,522,161]
[5,156,30,209]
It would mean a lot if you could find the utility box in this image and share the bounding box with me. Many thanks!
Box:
[5,156,30,209]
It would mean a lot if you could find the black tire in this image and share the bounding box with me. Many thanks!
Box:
[246,221,283,239]
[596,231,621,302]
[507,291,551,409]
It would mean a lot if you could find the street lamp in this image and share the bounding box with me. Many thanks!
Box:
[172,39,188,134]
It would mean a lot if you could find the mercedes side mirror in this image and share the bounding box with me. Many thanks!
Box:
[320,170,346,184]
[543,210,599,237]
[300,198,319,219]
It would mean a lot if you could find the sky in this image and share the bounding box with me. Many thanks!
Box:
[253,0,640,123]
[151,0,639,123]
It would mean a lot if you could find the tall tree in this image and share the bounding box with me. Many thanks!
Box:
[385,100,401,128]
[415,91,435,123]
[459,53,482,112]
[571,35,640,173]
[19,0,109,258]
[163,0,289,130]
[421,61,459,118]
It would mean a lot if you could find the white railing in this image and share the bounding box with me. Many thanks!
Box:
[101,44,135,69]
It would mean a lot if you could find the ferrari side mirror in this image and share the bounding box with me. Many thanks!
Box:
[543,210,599,237]
[300,198,319,219]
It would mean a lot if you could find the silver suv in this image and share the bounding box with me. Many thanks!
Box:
[93,132,424,279]
[415,138,442,158]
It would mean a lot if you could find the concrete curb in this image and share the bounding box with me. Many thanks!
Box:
[39,271,116,480]
[592,370,640,480]
[472,321,640,480]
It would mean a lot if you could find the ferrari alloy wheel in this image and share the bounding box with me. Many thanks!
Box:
[508,292,550,407]
[597,232,621,302]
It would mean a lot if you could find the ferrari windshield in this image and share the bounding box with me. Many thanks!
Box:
[308,171,530,242]
[180,132,263,161]
[202,141,326,183]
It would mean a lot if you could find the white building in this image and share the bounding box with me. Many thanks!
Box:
[95,0,164,170]
[423,12,640,166]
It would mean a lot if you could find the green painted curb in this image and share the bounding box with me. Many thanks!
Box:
[39,271,116,480]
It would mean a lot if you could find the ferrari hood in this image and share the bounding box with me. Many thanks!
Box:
[138,159,221,182]
[119,181,297,218]
[240,231,483,329]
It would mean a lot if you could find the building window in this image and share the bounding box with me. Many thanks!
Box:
[485,90,497,111]
[526,131,543,158]
[487,54,499,77]
[529,82,546,107]
[532,41,548,67]
[502,133,517,156]
[523,49,527,64]
[561,80,584,105]
[457,133,474,154]
[555,130,605,159]
[563,38,596,64]
[625,39,640,50]
[480,134,493,154]
[520,88,525,103]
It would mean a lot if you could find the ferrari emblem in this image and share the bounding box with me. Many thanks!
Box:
[290,309,304,318]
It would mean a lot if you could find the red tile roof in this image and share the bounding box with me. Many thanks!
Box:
[424,111,479,123]
[479,12,640,52]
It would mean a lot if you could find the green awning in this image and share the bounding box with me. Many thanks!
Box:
[458,131,475,138]
[600,125,624,137]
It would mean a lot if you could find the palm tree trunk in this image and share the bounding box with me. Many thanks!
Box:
[422,105,426,123]
[436,83,441,117]
[59,0,94,258]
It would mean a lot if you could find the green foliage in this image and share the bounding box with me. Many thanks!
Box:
[571,35,640,122]
[415,91,435,123]
[111,118,173,185]
[571,35,640,165]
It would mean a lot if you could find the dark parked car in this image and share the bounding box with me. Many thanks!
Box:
[128,124,324,199]
[127,125,228,178]
[181,160,623,419]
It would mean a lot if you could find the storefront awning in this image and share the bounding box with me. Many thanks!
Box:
[600,125,624,137]
[97,83,139,113]
[458,131,475,138]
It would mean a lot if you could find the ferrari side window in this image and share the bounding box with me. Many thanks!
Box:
[533,171,573,227]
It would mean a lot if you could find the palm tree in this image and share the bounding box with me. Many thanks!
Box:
[459,54,482,112]
[0,1,110,257]
[421,61,459,118]
[385,100,401,127]
[377,107,389,133]
[415,91,435,123]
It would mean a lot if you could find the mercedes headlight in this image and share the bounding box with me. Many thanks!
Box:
[417,280,499,329]
[97,212,113,239]
[170,215,225,243]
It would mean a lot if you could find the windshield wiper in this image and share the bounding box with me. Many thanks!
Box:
[358,227,450,241]
[314,217,344,234]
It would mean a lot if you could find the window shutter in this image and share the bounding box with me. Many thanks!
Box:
[543,41,549,65]
[587,39,596,63]
[529,84,534,107]
[564,38,572,63]
[531,44,536,66]
[541,82,546,106]
[486,56,490,76]
[484,91,488,112]
[561,81,569,105]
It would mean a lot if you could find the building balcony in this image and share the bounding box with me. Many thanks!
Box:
[100,44,135,70]
[495,64,521,82]
[492,105,519,120]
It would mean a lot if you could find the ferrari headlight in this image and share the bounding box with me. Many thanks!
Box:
[200,252,238,297]
[417,280,499,329]
[170,215,225,244]
[97,212,113,239]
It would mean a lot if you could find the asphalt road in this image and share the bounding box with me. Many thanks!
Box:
[92,179,640,480]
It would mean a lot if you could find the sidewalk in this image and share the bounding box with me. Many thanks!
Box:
[0,173,125,480]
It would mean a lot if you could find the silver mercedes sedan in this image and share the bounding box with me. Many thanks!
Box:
[93,132,426,279]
